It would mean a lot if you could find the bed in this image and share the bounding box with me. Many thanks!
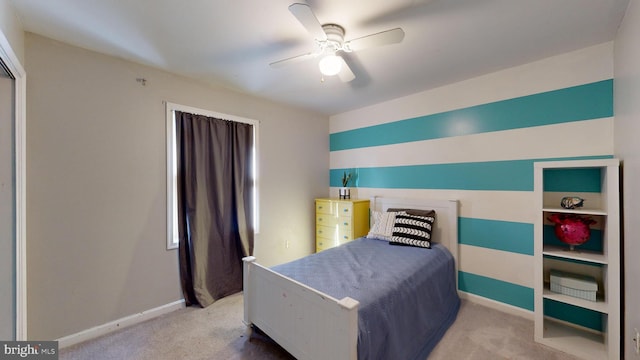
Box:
[243,197,460,360]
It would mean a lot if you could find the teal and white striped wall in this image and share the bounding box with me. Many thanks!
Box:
[329,43,614,320]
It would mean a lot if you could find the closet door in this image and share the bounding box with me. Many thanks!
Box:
[0,66,15,340]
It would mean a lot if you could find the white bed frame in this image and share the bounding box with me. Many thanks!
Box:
[243,197,459,360]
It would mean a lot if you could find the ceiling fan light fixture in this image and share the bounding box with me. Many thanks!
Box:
[272,4,404,83]
[318,54,342,76]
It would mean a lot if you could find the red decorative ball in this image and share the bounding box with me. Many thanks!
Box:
[547,214,596,247]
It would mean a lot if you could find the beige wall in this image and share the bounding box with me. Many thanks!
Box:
[614,0,640,358]
[0,0,24,64]
[25,33,328,340]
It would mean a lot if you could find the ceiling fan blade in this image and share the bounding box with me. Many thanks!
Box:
[288,3,327,40]
[269,52,318,68]
[337,56,355,82]
[344,28,405,52]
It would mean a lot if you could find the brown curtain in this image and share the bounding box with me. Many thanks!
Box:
[175,111,254,307]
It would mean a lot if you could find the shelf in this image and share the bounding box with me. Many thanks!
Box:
[542,207,607,216]
[534,159,619,359]
[534,158,619,169]
[543,288,607,313]
[538,318,606,360]
[542,245,607,264]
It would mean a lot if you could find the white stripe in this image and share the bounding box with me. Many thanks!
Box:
[330,118,613,169]
[346,189,606,225]
[459,245,533,288]
[347,188,535,223]
[330,42,613,133]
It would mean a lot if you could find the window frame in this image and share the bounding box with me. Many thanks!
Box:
[165,102,260,250]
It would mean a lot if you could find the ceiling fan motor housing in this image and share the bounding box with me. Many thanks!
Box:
[321,24,345,52]
[271,3,403,82]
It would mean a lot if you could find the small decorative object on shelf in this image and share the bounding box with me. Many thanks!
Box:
[547,213,596,251]
[560,196,585,209]
[550,269,598,302]
[339,171,352,199]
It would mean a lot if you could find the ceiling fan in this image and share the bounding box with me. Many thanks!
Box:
[270,3,405,82]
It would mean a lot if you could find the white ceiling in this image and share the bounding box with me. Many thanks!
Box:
[10,0,630,115]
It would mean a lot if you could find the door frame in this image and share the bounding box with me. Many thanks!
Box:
[0,30,27,340]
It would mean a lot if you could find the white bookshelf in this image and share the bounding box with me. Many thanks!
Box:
[533,159,620,360]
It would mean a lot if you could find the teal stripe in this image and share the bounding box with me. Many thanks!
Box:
[330,156,612,191]
[543,225,603,252]
[544,168,602,192]
[331,80,613,151]
[460,218,533,255]
[544,298,603,331]
[458,271,533,311]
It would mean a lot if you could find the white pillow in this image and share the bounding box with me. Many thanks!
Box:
[366,211,400,241]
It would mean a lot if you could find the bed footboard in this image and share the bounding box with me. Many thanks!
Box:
[243,256,359,360]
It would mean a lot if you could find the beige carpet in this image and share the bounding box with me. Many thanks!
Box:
[60,293,580,360]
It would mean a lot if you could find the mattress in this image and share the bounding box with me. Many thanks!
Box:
[272,237,460,360]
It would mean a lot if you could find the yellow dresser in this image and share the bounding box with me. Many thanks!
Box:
[315,198,370,252]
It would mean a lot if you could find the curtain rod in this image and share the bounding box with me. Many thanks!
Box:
[163,101,261,125]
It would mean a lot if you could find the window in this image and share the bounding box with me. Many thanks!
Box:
[165,102,259,250]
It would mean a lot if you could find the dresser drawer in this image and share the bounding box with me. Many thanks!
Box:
[316,239,333,252]
[316,225,336,252]
[337,216,352,230]
[316,215,352,231]
[315,200,334,215]
[316,225,336,240]
[336,202,353,216]
[336,228,353,244]
[316,225,352,250]
[316,214,338,226]
[315,200,353,217]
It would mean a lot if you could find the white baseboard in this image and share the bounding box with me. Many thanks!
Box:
[57,299,185,348]
[459,291,533,320]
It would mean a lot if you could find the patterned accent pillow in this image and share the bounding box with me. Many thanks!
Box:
[386,208,435,218]
[366,211,398,241]
[390,212,435,248]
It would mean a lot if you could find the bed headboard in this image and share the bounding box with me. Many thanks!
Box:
[370,196,459,286]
